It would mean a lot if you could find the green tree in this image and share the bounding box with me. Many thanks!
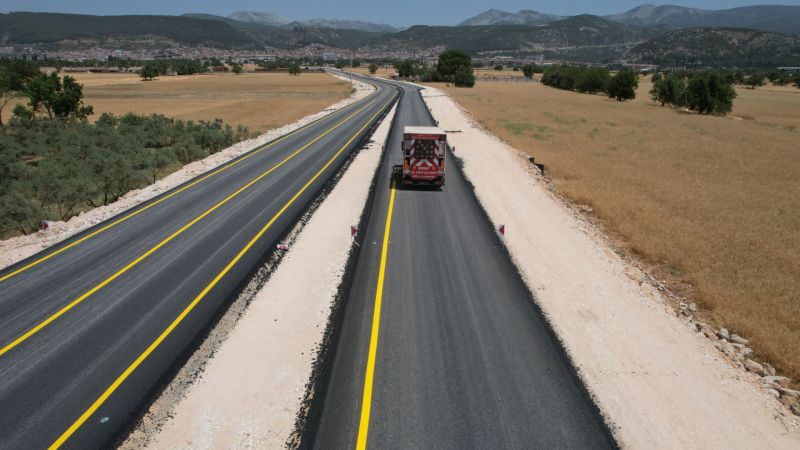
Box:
[395,59,419,78]
[140,65,158,81]
[685,71,736,115]
[607,70,638,101]
[494,64,503,71]
[436,49,472,83]
[576,67,610,94]
[288,63,301,75]
[650,75,686,107]
[651,72,662,83]
[453,66,475,87]
[744,73,765,89]
[0,191,42,235]
[36,155,92,219]
[18,73,93,121]
[522,65,534,79]
[0,60,39,128]
[232,63,243,75]
[369,62,378,74]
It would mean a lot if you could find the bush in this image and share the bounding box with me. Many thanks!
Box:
[607,70,638,101]
[522,65,534,79]
[494,64,503,71]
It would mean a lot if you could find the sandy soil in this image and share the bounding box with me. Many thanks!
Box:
[0,74,372,272]
[137,98,397,450]
[418,84,800,448]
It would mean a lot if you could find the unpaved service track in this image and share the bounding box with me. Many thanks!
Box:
[0,79,397,449]
[311,76,615,448]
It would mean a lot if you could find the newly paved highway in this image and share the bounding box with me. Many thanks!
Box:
[0,78,397,449]
[312,77,616,448]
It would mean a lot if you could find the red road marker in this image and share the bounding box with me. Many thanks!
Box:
[498,224,505,236]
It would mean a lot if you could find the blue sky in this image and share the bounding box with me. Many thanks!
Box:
[2,1,799,26]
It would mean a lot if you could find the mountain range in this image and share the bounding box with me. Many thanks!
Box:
[459,4,800,36]
[225,10,397,33]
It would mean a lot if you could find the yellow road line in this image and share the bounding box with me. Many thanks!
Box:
[49,93,397,449]
[0,93,372,284]
[0,98,379,358]
[356,182,396,450]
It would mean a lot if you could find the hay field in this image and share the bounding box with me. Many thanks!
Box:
[70,72,351,133]
[435,79,800,380]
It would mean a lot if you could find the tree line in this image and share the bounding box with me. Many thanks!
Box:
[0,61,249,237]
[541,65,640,101]
[650,72,737,114]
[394,49,476,87]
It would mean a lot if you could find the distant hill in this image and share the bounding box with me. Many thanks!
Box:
[630,27,800,67]
[457,9,562,26]
[0,12,386,51]
[228,11,290,27]
[0,12,255,47]
[227,10,396,33]
[307,19,397,33]
[368,15,655,62]
[606,4,800,36]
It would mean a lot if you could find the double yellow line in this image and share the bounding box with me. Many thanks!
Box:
[49,92,398,449]
[0,93,370,285]
[0,96,379,358]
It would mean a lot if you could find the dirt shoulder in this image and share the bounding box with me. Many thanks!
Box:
[419,84,800,448]
[120,86,395,449]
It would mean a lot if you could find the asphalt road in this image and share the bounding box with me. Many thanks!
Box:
[312,77,616,448]
[0,77,397,449]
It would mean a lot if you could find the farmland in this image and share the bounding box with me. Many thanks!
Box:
[65,71,351,133]
[435,78,800,380]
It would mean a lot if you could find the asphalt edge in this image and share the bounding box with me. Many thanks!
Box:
[418,85,621,449]
[290,86,403,450]
[108,85,398,449]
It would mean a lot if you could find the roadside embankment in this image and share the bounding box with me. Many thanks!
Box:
[120,95,397,448]
[0,75,373,272]
[418,84,800,448]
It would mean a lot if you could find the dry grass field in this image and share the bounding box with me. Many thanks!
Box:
[352,66,398,78]
[435,79,800,380]
[67,72,351,133]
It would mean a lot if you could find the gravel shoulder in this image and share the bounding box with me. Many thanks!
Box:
[0,75,372,271]
[124,88,396,449]
[419,84,800,449]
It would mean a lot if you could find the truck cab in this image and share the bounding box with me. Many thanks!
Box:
[400,126,447,188]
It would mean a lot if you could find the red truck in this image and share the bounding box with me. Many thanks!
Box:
[397,126,447,188]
